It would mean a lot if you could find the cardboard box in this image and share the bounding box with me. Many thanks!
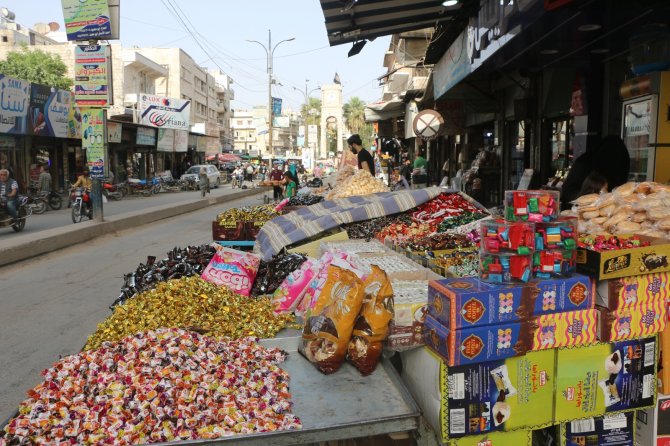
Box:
[596,273,669,311]
[576,235,670,281]
[562,412,635,446]
[211,220,245,241]
[442,348,556,439]
[636,393,670,446]
[244,221,266,240]
[445,430,532,446]
[319,239,388,257]
[661,325,670,395]
[554,337,658,423]
[428,275,594,330]
[287,230,349,258]
[424,309,598,366]
[597,303,667,342]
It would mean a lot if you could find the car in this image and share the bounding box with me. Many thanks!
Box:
[180,165,221,189]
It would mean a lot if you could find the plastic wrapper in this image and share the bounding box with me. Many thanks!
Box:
[287,194,324,206]
[300,265,365,374]
[272,259,317,313]
[347,265,394,375]
[201,247,261,296]
[251,253,307,296]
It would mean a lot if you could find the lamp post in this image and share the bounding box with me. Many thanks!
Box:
[293,80,320,150]
[246,30,294,156]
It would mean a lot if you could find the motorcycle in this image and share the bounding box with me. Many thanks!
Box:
[127,178,156,197]
[0,196,30,232]
[24,189,48,215]
[44,190,63,210]
[71,187,92,223]
[102,180,124,201]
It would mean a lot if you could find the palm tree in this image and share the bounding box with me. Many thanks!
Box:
[301,98,322,126]
[343,97,366,134]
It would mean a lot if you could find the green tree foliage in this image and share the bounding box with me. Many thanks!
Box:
[0,46,72,89]
[344,96,374,148]
[300,97,321,126]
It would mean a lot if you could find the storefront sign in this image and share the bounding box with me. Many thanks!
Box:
[0,75,29,134]
[61,0,112,41]
[67,94,82,139]
[156,128,175,152]
[28,84,50,136]
[136,126,156,146]
[139,94,191,130]
[434,30,471,100]
[81,107,105,179]
[174,130,188,152]
[75,45,111,107]
[272,116,290,128]
[308,125,318,148]
[30,85,72,138]
[107,121,122,143]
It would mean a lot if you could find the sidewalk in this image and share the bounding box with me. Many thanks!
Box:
[0,186,268,267]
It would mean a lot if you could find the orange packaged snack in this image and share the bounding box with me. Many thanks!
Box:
[300,265,365,374]
[347,265,394,375]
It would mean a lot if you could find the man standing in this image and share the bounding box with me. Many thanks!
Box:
[269,164,285,200]
[0,169,19,222]
[38,164,52,193]
[347,134,375,176]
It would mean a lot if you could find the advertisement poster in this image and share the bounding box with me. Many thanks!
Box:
[107,121,121,143]
[67,92,82,139]
[75,45,111,107]
[174,129,188,152]
[272,97,282,117]
[272,116,290,128]
[0,75,29,134]
[61,0,112,41]
[139,94,191,130]
[136,127,156,146]
[297,125,305,147]
[156,128,175,152]
[308,125,318,148]
[81,108,105,179]
[28,84,50,135]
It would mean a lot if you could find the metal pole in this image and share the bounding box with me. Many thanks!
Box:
[267,29,273,157]
[91,109,107,222]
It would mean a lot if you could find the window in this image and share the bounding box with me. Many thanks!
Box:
[247,120,252,126]
[236,120,243,126]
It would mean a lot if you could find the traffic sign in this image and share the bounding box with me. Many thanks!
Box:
[413,109,445,140]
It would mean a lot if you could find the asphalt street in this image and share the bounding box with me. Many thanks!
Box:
[0,193,265,423]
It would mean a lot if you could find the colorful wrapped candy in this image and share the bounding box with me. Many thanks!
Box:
[480,219,535,254]
[533,217,578,278]
[504,190,560,222]
[479,252,533,284]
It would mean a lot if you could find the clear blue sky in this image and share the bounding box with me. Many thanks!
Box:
[3,0,391,111]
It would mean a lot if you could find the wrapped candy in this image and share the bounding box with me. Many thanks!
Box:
[578,234,651,251]
[504,190,560,222]
[411,193,482,225]
[479,252,533,284]
[251,253,308,297]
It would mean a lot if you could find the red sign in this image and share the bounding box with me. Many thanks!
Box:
[461,335,484,359]
[568,282,587,306]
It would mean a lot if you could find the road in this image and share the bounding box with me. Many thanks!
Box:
[0,193,263,423]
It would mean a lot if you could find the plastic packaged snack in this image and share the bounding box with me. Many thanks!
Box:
[347,265,394,375]
[200,247,261,296]
[272,259,317,313]
[300,265,365,374]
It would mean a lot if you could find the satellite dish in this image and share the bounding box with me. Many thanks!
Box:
[1,8,15,20]
[33,23,50,34]
[48,22,60,32]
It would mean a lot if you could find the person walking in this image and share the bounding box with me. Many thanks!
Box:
[199,166,210,198]
[269,164,285,200]
[284,170,299,198]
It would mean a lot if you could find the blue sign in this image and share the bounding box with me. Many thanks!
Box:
[272,97,282,117]
[0,75,29,134]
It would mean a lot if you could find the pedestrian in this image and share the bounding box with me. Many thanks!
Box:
[269,164,284,200]
[400,159,412,185]
[413,150,427,170]
[199,166,210,197]
[347,134,375,176]
[284,170,299,198]
[245,163,254,182]
[38,164,51,193]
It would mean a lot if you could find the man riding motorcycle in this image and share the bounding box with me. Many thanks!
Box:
[71,167,93,218]
[0,168,19,223]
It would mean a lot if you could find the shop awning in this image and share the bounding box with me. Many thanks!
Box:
[364,98,404,122]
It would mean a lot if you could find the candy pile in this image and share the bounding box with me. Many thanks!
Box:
[342,214,414,240]
[437,212,488,231]
[375,222,435,244]
[533,218,577,278]
[112,245,216,308]
[85,277,294,351]
[429,251,479,277]
[479,253,532,283]
[504,190,560,222]
[217,205,280,226]
[1,328,301,445]
[325,169,389,200]
[251,253,308,297]
[412,193,483,225]
[287,194,323,207]
[395,232,475,252]
[578,234,652,252]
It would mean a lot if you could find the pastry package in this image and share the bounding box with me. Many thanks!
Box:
[272,259,317,313]
[200,247,260,296]
[300,265,365,374]
[347,265,394,375]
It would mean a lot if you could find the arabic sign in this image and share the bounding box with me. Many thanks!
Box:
[174,130,188,152]
[61,0,112,41]
[30,85,72,138]
[272,116,290,128]
[434,29,470,100]
[136,126,156,146]
[0,75,29,134]
[81,108,105,179]
[272,97,282,117]
[75,45,111,107]
[107,121,121,143]
[156,128,175,152]
[139,94,191,130]
[67,94,82,139]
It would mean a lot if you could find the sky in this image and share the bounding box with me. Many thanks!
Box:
[2,0,391,111]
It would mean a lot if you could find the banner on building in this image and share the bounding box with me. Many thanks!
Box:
[272,97,282,117]
[297,125,305,147]
[139,94,191,130]
[0,75,29,134]
[272,116,290,128]
[67,93,82,139]
[75,44,111,107]
[61,0,112,41]
[255,117,268,136]
[136,126,156,146]
[107,121,122,143]
[81,108,105,179]
[307,124,318,148]
[174,130,188,152]
[156,128,175,152]
[29,85,72,138]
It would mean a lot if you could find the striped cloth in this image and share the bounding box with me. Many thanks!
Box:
[256,187,445,261]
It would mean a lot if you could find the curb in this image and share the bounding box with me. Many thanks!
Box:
[0,188,266,267]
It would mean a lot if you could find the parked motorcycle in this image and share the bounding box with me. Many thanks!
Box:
[102,180,124,201]
[127,178,155,197]
[0,196,30,232]
[44,190,63,210]
[24,189,47,215]
[71,187,92,223]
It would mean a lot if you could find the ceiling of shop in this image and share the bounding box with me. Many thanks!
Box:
[320,0,479,47]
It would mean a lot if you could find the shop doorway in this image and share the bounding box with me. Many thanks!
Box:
[504,121,529,189]
[544,118,574,185]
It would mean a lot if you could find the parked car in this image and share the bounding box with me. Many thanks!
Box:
[180,165,221,189]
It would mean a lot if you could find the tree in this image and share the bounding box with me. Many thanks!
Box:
[344,96,374,148]
[300,97,321,126]
[0,46,72,89]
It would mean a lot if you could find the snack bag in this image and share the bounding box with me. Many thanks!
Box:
[347,265,394,375]
[272,259,316,313]
[200,247,260,296]
[300,265,365,374]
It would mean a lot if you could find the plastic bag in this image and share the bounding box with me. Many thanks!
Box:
[300,265,365,374]
[200,247,260,296]
[272,259,316,313]
[347,265,394,375]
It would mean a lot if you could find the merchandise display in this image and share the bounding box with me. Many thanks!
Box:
[0,329,301,445]
[481,220,536,254]
[533,218,578,278]
[659,324,670,394]
[386,279,432,351]
[597,301,666,341]
[428,251,479,278]
[200,246,261,296]
[563,412,635,446]
[287,194,324,206]
[342,214,414,240]
[397,232,476,252]
[250,253,308,297]
[636,393,670,446]
[596,272,669,310]
[504,190,560,222]
[411,192,484,225]
[325,169,389,199]
[479,252,533,283]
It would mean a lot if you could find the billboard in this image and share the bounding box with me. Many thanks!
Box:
[139,94,191,130]
[75,44,111,107]
[29,85,72,138]
[272,97,282,117]
[0,75,29,134]
[272,116,290,128]
[81,108,105,179]
[107,121,122,143]
[156,128,175,152]
[136,126,156,146]
[61,0,112,41]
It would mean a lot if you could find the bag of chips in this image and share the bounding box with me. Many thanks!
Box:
[300,265,365,374]
[200,247,260,296]
[347,265,394,375]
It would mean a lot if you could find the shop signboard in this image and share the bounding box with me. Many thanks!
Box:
[67,93,82,139]
[136,126,156,146]
[434,29,470,100]
[308,125,318,148]
[74,44,111,107]
[0,74,29,134]
[297,125,305,147]
[61,0,112,41]
[174,129,188,152]
[28,84,51,136]
[139,94,191,130]
[30,84,72,138]
[107,121,122,143]
[272,116,290,128]
[81,108,105,179]
[156,128,175,152]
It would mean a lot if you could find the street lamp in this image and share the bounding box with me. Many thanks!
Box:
[246,30,295,156]
[292,80,320,149]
